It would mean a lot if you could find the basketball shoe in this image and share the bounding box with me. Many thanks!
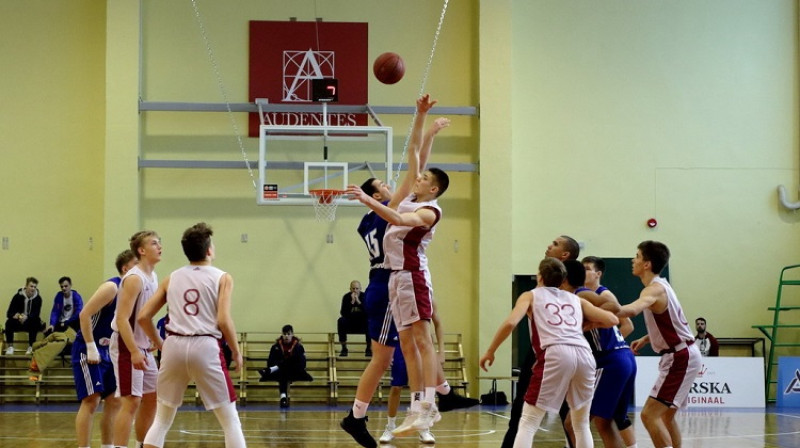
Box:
[437,389,479,411]
[341,410,377,448]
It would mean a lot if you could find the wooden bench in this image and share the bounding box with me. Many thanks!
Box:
[238,332,335,405]
[0,356,38,404]
[332,340,388,405]
[0,331,474,405]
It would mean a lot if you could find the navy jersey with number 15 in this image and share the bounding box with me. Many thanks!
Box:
[357,205,389,268]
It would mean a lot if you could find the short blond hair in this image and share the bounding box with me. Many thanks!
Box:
[129,230,158,259]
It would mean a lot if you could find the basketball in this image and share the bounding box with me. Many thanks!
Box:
[373,52,405,85]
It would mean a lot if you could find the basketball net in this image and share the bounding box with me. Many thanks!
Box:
[309,189,345,222]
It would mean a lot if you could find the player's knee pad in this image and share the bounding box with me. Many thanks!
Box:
[142,403,177,448]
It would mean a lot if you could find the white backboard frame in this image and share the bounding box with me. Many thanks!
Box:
[257,124,393,206]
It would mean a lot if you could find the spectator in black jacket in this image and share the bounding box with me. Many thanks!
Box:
[337,280,370,357]
[259,324,313,408]
[5,277,45,355]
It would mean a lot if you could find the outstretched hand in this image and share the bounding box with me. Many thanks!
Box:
[345,185,370,204]
[431,117,450,134]
[416,94,437,114]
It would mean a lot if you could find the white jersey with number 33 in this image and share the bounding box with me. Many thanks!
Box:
[530,286,591,354]
[165,265,225,338]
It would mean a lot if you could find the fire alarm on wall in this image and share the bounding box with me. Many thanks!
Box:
[647,218,658,228]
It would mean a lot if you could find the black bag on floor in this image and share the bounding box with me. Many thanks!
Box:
[480,379,509,405]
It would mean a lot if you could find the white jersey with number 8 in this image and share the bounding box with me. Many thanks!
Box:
[530,286,591,353]
[165,265,225,338]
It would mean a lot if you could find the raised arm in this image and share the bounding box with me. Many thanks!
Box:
[346,185,438,227]
[137,278,168,352]
[479,292,533,371]
[79,281,118,364]
[419,117,450,172]
[388,94,437,210]
[217,273,242,373]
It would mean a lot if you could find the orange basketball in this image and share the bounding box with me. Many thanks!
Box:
[373,52,405,85]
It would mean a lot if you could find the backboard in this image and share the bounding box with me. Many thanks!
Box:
[256,124,393,206]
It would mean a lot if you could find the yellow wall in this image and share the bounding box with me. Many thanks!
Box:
[510,0,800,341]
[0,1,107,293]
[133,0,481,380]
[2,0,799,397]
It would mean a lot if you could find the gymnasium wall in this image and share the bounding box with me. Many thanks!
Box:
[2,0,799,397]
[0,2,107,299]
[509,0,800,340]
[132,0,481,360]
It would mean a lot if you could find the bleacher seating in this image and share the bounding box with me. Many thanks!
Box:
[0,331,472,405]
[238,332,336,405]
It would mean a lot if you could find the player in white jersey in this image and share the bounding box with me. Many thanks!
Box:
[347,94,450,435]
[618,241,702,448]
[137,222,246,448]
[480,258,619,448]
[110,230,161,448]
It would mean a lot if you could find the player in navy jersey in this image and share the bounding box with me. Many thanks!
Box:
[481,258,619,448]
[73,249,137,448]
[502,236,582,448]
[342,111,474,448]
[581,256,638,448]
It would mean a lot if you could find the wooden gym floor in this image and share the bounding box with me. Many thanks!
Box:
[0,403,799,447]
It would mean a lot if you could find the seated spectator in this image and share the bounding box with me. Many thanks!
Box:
[259,324,313,408]
[28,277,85,379]
[5,277,45,355]
[337,280,370,357]
[695,317,719,357]
[45,276,83,335]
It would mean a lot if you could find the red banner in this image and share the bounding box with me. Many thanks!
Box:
[249,21,368,137]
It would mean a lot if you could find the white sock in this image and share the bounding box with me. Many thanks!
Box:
[270,365,279,373]
[435,381,451,395]
[280,392,287,398]
[410,391,423,412]
[424,387,436,404]
[101,445,113,448]
[136,442,144,448]
[387,416,397,427]
[627,445,638,448]
[352,399,369,419]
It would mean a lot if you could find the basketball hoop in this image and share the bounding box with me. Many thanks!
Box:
[309,189,346,222]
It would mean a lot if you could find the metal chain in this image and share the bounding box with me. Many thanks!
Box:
[189,0,449,191]
[190,0,258,191]
[393,0,449,187]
